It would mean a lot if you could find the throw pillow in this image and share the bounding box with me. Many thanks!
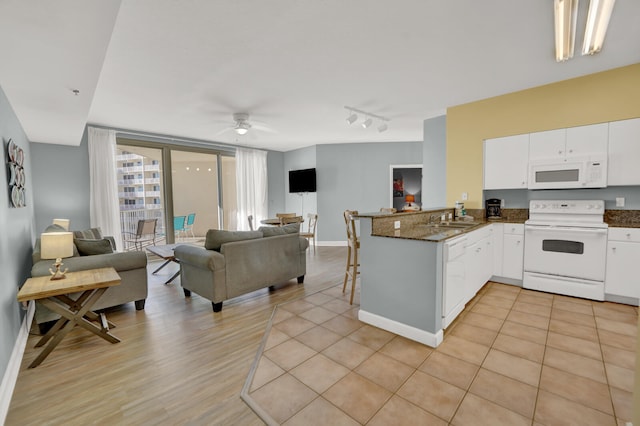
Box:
[258,223,300,237]
[75,238,114,256]
[73,227,103,240]
[204,230,263,251]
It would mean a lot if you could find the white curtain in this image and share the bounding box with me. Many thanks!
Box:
[236,147,268,231]
[87,127,123,250]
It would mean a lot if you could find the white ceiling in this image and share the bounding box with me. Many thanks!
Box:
[1,1,639,152]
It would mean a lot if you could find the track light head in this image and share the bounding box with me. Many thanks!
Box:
[346,113,358,124]
[378,123,388,133]
[362,118,373,129]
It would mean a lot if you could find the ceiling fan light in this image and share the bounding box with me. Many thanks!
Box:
[346,113,358,124]
[582,0,615,55]
[362,118,373,129]
[554,0,578,62]
[234,122,250,135]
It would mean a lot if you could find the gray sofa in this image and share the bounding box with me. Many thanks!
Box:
[31,226,148,328]
[175,225,309,312]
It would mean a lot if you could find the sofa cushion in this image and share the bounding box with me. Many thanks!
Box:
[258,223,300,237]
[75,238,114,256]
[204,229,263,251]
[73,227,103,240]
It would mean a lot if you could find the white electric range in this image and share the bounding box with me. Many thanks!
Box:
[523,200,608,301]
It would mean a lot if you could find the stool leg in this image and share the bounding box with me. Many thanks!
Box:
[343,244,352,294]
[350,247,359,305]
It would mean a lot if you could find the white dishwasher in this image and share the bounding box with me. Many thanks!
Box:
[442,235,467,328]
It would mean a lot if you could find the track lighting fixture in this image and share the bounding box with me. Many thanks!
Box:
[344,106,390,133]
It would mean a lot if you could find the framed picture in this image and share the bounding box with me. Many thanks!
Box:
[5,138,26,208]
[393,178,404,197]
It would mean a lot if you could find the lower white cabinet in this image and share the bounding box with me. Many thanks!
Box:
[605,228,640,302]
[491,223,525,281]
[464,227,493,304]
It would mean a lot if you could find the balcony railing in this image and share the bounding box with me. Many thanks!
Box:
[118,179,145,185]
[145,178,160,184]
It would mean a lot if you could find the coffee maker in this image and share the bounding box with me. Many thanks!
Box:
[486,198,502,219]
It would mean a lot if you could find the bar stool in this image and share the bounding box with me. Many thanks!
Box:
[342,210,360,304]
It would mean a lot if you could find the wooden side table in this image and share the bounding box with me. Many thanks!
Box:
[17,267,122,368]
[146,244,181,285]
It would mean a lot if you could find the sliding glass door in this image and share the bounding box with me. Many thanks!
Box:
[116,138,236,248]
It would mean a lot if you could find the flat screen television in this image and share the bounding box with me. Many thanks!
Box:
[289,168,316,193]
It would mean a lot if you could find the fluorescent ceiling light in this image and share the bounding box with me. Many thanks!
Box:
[554,0,578,62]
[582,0,616,55]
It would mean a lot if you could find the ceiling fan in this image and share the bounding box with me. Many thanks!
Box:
[214,113,275,137]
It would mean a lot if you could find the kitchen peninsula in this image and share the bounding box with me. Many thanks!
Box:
[356,208,499,348]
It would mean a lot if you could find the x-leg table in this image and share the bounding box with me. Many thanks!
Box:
[17,267,122,368]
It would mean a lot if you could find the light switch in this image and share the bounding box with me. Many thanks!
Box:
[394,220,401,229]
[462,192,468,201]
[616,197,625,207]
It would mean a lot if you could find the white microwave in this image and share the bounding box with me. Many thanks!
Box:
[528,155,607,189]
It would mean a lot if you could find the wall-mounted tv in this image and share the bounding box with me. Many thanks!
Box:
[289,168,317,193]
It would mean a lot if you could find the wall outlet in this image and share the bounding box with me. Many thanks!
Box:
[394,220,401,229]
[500,199,505,208]
[461,192,468,201]
[616,197,625,207]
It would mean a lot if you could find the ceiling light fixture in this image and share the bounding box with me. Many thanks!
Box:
[582,0,616,55]
[554,0,578,62]
[344,106,391,132]
[234,122,250,135]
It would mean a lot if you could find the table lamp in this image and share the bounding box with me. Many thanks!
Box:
[403,194,421,211]
[52,218,70,230]
[41,232,74,280]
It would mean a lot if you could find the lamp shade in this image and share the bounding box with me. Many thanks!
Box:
[52,218,70,230]
[41,232,74,260]
[405,194,415,203]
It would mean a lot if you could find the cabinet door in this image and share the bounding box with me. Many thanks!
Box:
[481,237,493,286]
[492,224,504,277]
[566,123,608,157]
[502,234,524,280]
[484,134,529,189]
[605,241,640,299]
[608,118,640,186]
[529,129,566,160]
[464,242,479,304]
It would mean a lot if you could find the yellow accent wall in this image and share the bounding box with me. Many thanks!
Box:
[446,63,640,209]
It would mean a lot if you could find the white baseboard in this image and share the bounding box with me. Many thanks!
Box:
[316,241,347,247]
[0,301,34,425]
[359,309,443,348]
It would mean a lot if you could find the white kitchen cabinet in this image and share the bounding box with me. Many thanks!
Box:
[463,226,493,303]
[529,123,608,161]
[605,228,640,304]
[442,235,468,328]
[502,224,524,280]
[608,118,640,186]
[491,224,504,276]
[483,134,529,189]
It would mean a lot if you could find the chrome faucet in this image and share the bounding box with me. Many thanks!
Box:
[429,213,441,224]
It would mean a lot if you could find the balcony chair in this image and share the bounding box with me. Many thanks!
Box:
[343,210,360,305]
[300,213,318,253]
[174,215,187,241]
[184,213,196,237]
[122,218,158,251]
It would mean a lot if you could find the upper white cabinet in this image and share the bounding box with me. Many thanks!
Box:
[529,123,608,161]
[608,118,640,186]
[483,134,529,189]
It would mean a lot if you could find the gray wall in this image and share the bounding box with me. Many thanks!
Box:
[485,186,640,210]
[267,150,285,217]
[284,146,317,219]
[423,115,447,209]
[316,141,423,242]
[0,86,35,383]
[31,128,91,234]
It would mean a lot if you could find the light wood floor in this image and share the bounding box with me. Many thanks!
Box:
[7,246,348,425]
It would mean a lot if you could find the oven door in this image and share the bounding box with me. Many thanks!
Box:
[524,225,608,281]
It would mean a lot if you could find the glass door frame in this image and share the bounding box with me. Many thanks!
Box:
[116,137,234,244]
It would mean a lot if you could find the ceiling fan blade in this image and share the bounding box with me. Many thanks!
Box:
[213,126,233,137]
[251,123,277,133]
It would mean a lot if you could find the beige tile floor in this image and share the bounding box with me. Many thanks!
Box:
[242,281,638,425]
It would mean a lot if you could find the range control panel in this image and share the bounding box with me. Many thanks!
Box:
[529,200,605,215]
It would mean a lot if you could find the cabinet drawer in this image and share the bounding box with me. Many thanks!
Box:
[608,227,640,243]
[503,223,524,235]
